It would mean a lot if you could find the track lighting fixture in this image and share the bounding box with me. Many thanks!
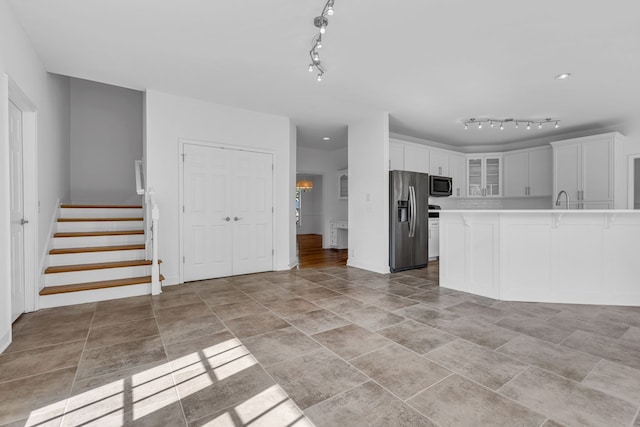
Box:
[308,0,337,81]
[463,117,560,132]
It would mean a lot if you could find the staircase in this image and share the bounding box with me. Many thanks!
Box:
[39,204,163,308]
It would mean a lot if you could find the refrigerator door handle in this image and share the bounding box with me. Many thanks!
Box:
[409,186,416,238]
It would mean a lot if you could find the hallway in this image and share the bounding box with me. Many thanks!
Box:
[296,234,347,269]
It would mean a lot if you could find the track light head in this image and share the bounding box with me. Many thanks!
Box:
[463,117,560,131]
[309,1,336,81]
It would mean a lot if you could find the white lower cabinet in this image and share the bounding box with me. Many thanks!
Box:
[428,218,439,259]
[328,221,348,249]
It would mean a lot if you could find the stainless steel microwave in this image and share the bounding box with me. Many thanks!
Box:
[429,175,452,197]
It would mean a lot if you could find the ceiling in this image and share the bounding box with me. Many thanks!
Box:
[9,0,640,151]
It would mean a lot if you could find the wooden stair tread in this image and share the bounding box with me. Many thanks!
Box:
[45,259,162,274]
[58,217,143,222]
[39,275,165,295]
[60,204,142,209]
[54,230,144,238]
[50,244,146,255]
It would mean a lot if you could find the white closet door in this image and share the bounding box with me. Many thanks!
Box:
[183,144,273,280]
[10,101,25,322]
[183,144,233,280]
[231,150,273,275]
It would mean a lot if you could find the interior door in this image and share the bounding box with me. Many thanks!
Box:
[231,150,273,275]
[183,144,233,281]
[9,101,25,322]
[183,144,273,280]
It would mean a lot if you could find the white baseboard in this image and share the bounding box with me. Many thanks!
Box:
[0,328,12,354]
[346,259,390,275]
[161,275,180,286]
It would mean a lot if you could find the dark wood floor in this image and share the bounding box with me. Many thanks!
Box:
[296,234,348,269]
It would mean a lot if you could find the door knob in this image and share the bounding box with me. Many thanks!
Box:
[234,217,243,221]
[221,217,230,222]
[20,219,29,225]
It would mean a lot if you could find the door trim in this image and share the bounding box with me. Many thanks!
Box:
[177,138,276,284]
[628,154,640,209]
[8,78,38,314]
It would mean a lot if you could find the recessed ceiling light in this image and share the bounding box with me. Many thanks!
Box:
[322,136,331,140]
[555,73,572,80]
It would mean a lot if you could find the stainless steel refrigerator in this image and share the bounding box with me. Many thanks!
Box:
[389,170,429,272]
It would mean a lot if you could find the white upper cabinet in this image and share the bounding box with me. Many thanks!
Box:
[404,144,430,174]
[389,141,404,171]
[449,153,466,198]
[429,149,450,177]
[528,147,553,197]
[389,139,466,198]
[551,132,624,209]
[467,154,502,197]
[503,147,552,197]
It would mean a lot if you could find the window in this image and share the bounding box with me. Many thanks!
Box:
[296,189,301,226]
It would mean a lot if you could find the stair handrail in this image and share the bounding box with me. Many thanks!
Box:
[147,187,162,295]
[135,160,145,195]
[136,158,161,296]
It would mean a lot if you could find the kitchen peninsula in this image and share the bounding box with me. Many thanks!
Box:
[439,210,640,306]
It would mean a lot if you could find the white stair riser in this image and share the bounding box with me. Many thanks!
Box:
[53,234,145,249]
[45,265,151,286]
[48,250,147,266]
[40,283,151,309]
[56,221,143,233]
[60,208,143,218]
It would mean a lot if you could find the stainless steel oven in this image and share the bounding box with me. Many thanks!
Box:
[429,175,452,197]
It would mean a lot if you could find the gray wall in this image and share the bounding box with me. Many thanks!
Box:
[296,174,323,235]
[70,78,142,203]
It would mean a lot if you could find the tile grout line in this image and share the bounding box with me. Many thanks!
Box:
[60,306,98,427]
[191,286,317,427]
[243,291,437,423]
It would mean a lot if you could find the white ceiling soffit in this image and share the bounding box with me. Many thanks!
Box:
[9,0,640,150]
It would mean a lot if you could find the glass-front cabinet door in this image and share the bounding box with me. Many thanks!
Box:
[485,157,501,196]
[467,155,502,197]
[468,158,483,196]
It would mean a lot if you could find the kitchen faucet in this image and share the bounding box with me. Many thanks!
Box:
[555,190,570,210]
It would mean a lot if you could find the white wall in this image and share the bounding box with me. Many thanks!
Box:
[348,113,390,274]
[297,146,348,248]
[296,174,323,235]
[0,0,70,352]
[144,90,296,285]
[635,158,640,209]
[70,78,142,203]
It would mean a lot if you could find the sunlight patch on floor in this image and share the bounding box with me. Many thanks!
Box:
[26,338,267,426]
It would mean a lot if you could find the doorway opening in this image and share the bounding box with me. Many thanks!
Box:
[295,173,347,268]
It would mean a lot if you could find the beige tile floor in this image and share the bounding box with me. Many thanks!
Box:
[2,264,640,426]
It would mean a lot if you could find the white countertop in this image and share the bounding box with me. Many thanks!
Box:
[439,209,638,214]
